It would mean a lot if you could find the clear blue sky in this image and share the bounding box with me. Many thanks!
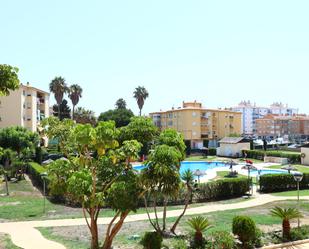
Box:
[1,0,309,115]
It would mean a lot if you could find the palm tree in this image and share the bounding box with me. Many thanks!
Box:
[0,149,16,196]
[68,84,83,119]
[187,216,212,246]
[49,77,68,120]
[133,86,149,116]
[170,169,194,234]
[270,206,303,239]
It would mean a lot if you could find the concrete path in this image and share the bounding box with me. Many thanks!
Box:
[1,194,309,249]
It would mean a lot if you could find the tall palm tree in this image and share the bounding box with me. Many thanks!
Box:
[68,84,83,120]
[133,86,149,116]
[170,169,195,234]
[187,216,212,246]
[270,206,303,239]
[49,77,68,120]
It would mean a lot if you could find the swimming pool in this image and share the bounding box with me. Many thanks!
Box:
[134,161,290,178]
[249,169,289,177]
[134,161,230,175]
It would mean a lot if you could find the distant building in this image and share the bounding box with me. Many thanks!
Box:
[0,83,50,132]
[150,101,242,149]
[256,114,309,139]
[216,137,251,158]
[232,101,298,136]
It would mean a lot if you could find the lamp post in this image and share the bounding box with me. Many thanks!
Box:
[293,171,303,228]
[40,172,48,214]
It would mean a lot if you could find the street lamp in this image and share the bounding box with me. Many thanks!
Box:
[40,172,48,214]
[293,171,303,228]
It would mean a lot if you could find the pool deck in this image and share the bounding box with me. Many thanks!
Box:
[198,162,279,182]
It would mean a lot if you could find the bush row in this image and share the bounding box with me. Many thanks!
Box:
[195,178,250,201]
[26,162,49,192]
[259,173,309,193]
[242,150,301,164]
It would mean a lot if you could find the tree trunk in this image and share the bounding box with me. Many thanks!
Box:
[139,108,141,116]
[72,105,75,120]
[170,188,191,234]
[102,211,129,249]
[4,174,9,196]
[162,197,167,232]
[90,213,99,249]
[283,219,291,239]
[58,104,61,120]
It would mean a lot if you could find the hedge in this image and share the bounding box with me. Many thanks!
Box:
[242,150,301,164]
[194,178,250,201]
[259,173,309,193]
[27,162,49,192]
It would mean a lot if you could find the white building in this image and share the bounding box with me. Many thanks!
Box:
[232,101,298,136]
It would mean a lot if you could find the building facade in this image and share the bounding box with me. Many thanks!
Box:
[256,115,309,139]
[150,101,242,149]
[0,83,50,132]
[232,101,298,136]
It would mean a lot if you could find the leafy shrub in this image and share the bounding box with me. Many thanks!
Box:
[232,216,257,249]
[208,148,216,156]
[289,226,309,241]
[171,239,188,249]
[260,173,309,193]
[208,230,235,249]
[195,178,250,201]
[242,150,301,164]
[140,232,163,249]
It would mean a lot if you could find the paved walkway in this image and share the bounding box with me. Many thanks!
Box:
[1,194,309,249]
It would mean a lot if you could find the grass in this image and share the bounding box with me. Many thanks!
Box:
[0,179,249,221]
[185,155,218,161]
[38,227,89,249]
[271,189,309,197]
[37,199,309,249]
[266,164,309,173]
[0,234,22,249]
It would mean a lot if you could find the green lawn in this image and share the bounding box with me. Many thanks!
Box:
[271,189,309,197]
[185,155,218,161]
[264,150,301,155]
[0,179,250,221]
[0,234,21,249]
[37,199,309,249]
[266,164,309,173]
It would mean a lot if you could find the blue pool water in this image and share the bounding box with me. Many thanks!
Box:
[249,169,288,177]
[134,161,290,177]
[134,161,229,175]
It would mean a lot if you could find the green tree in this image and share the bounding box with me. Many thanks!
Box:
[120,117,158,156]
[0,127,39,158]
[115,98,127,109]
[0,149,17,195]
[68,84,83,119]
[170,169,194,234]
[133,86,149,116]
[187,216,212,247]
[52,99,71,120]
[74,107,97,126]
[98,109,134,128]
[45,120,143,249]
[0,64,20,96]
[232,216,257,249]
[141,144,182,235]
[49,76,68,120]
[41,117,75,155]
[157,129,186,161]
[270,206,303,239]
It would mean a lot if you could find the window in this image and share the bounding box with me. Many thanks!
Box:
[192,122,197,126]
[23,90,26,96]
[192,112,196,117]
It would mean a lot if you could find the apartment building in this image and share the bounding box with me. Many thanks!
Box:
[150,101,242,149]
[256,115,309,139]
[0,83,50,132]
[232,101,298,136]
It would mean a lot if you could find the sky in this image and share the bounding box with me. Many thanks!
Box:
[1,0,309,116]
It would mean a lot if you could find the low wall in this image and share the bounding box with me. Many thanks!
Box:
[264,156,288,165]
